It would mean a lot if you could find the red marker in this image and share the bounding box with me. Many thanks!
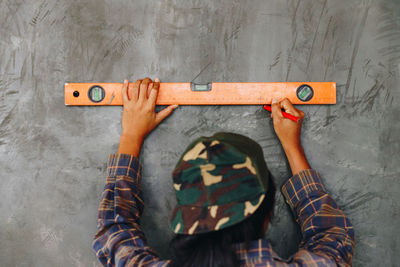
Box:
[263,105,300,123]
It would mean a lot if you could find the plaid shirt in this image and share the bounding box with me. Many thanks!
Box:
[93,154,354,267]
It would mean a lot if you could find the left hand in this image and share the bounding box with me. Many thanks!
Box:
[118,77,178,156]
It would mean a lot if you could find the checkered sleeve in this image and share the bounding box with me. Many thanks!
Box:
[281,169,355,267]
[92,154,170,267]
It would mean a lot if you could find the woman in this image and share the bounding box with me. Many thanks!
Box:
[92,78,354,267]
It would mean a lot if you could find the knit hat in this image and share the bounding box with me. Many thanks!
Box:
[170,132,271,235]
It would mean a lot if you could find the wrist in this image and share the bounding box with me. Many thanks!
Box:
[118,134,144,157]
[281,139,302,154]
[283,142,306,160]
[284,145,305,160]
[283,145,311,176]
[120,132,145,142]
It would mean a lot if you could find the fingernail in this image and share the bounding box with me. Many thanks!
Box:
[172,104,179,109]
[124,79,128,83]
[155,78,160,82]
[272,98,278,104]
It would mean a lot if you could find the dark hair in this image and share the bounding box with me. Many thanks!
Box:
[169,175,276,267]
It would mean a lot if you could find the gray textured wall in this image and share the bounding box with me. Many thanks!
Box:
[1,0,399,266]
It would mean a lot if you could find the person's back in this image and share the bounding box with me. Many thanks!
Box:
[92,78,354,266]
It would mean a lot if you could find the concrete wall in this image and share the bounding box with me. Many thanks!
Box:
[0,0,399,266]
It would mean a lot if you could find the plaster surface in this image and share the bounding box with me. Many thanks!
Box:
[0,0,399,266]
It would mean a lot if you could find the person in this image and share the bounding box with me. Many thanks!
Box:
[92,78,355,267]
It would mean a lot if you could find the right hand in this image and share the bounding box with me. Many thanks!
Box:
[271,98,305,151]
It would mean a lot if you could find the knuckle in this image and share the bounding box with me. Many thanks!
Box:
[296,109,304,116]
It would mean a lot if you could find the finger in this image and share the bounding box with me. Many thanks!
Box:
[129,79,141,101]
[296,108,305,119]
[280,98,299,116]
[139,77,152,101]
[271,98,283,119]
[155,104,178,125]
[148,77,160,107]
[122,80,129,103]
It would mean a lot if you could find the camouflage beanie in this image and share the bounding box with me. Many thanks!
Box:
[170,132,271,235]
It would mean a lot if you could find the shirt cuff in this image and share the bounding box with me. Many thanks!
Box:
[107,153,142,178]
[281,169,327,208]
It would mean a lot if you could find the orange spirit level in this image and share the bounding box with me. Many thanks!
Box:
[64,82,336,106]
